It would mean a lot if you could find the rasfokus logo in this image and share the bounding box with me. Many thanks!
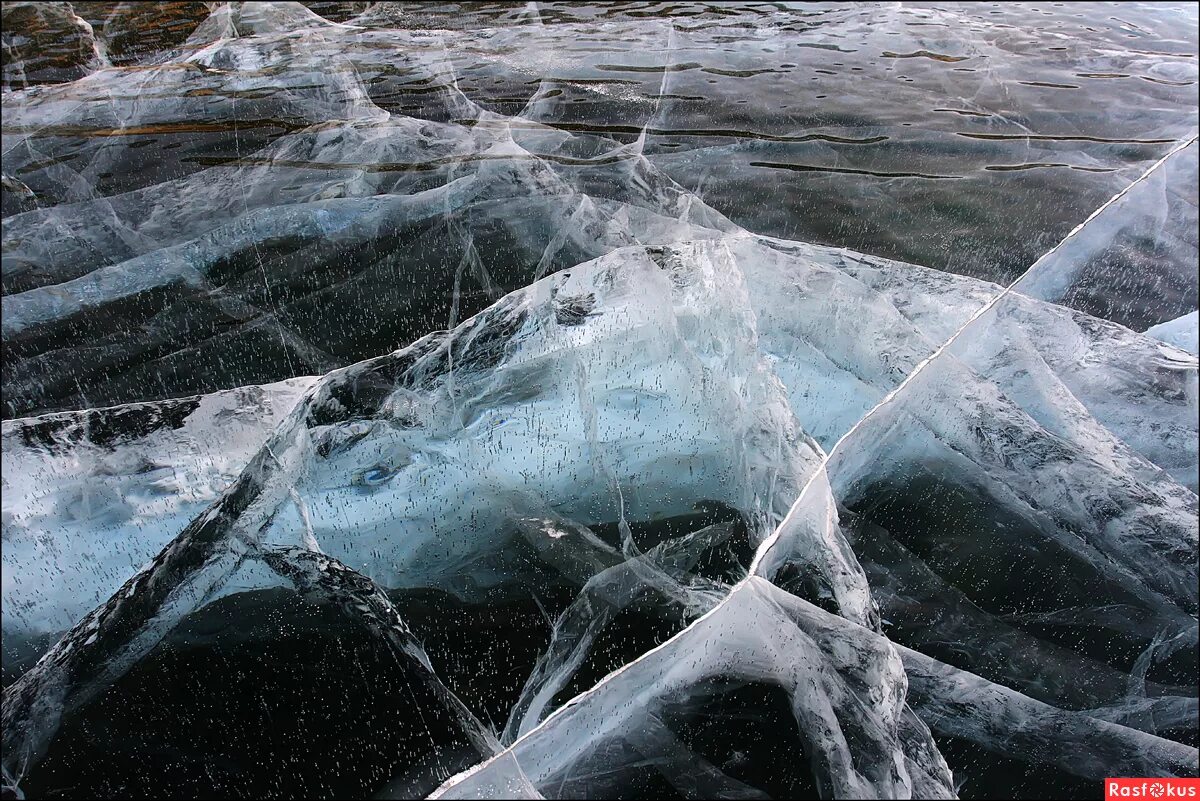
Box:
[1106,779,1200,799]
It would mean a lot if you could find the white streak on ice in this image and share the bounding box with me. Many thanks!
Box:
[429,132,1200,799]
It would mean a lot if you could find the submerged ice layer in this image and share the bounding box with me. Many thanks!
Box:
[6,232,1195,663]
[3,1,1198,417]
[1,2,1198,799]
[1,377,315,675]
[3,226,1197,797]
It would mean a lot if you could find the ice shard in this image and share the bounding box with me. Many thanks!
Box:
[1,377,314,679]
[2,2,1197,799]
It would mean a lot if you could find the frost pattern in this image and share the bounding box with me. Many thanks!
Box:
[2,3,1198,799]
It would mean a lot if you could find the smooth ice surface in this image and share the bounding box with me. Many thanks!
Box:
[2,3,1198,800]
[1147,311,1200,355]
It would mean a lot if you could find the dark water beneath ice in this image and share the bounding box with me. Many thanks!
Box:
[2,1,1196,416]
[2,5,1197,801]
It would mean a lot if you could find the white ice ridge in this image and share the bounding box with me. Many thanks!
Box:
[7,230,1194,670]
[1,378,317,645]
[1146,311,1200,356]
[436,577,958,800]
[4,173,1197,796]
[434,578,1196,800]
[3,5,1198,794]
[4,139,1196,798]
[429,134,1200,798]
[752,133,1200,585]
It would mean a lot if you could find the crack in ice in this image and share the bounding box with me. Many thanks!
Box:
[428,131,1200,799]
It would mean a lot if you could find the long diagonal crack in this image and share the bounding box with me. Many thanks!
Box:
[427,131,1200,798]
